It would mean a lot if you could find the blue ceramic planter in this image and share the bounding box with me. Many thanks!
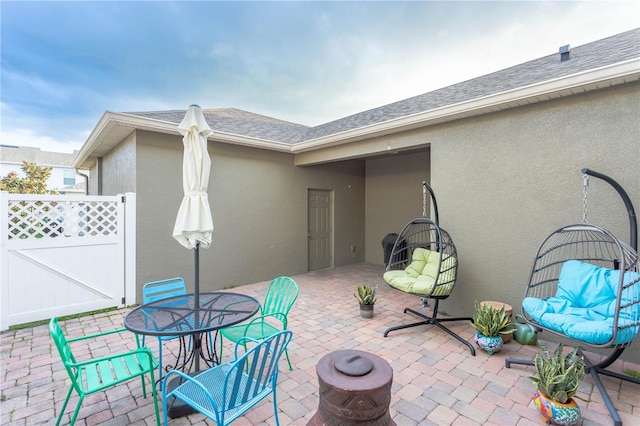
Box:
[474,332,503,355]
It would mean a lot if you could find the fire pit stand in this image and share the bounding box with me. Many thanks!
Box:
[307,349,395,426]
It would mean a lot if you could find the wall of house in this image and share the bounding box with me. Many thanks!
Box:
[86,81,638,360]
[430,83,640,358]
[100,133,137,195]
[355,82,638,360]
[364,151,430,264]
[87,162,99,195]
[0,162,78,192]
[133,131,365,301]
[295,159,367,268]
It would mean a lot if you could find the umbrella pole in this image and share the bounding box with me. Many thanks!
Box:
[194,243,200,371]
[194,243,200,308]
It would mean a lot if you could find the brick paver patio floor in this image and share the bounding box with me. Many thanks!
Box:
[2,263,639,425]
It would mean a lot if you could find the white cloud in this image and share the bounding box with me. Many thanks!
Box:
[2,69,70,102]
[284,1,640,125]
[208,42,234,58]
[1,1,638,151]
[1,128,83,153]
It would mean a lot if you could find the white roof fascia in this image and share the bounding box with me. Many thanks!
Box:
[210,132,293,152]
[74,58,639,168]
[73,111,128,169]
[73,112,293,169]
[291,59,640,153]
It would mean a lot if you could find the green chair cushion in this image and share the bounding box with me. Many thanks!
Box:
[384,247,456,296]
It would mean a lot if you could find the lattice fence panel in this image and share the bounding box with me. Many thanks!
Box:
[7,199,119,239]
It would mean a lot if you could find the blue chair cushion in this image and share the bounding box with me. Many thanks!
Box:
[523,260,640,345]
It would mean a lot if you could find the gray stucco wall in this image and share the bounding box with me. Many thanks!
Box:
[90,80,638,360]
[87,163,100,195]
[430,83,639,315]
[364,151,430,265]
[431,83,640,359]
[133,131,365,302]
[101,133,137,195]
[358,83,638,360]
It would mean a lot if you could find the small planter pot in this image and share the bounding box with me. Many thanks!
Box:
[474,332,503,355]
[480,301,513,343]
[533,391,581,426]
[359,304,374,318]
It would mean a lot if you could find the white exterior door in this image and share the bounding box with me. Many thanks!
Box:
[1,193,136,330]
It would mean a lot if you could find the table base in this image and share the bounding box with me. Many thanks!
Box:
[167,331,218,375]
[166,373,198,418]
[164,333,218,418]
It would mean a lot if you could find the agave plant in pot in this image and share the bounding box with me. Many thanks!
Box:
[354,284,377,318]
[529,343,585,426]
[470,301,515,355]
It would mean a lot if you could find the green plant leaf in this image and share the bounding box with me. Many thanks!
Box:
[529,343,585,403]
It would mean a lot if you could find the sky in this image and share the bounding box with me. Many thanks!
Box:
[1,1,639,154]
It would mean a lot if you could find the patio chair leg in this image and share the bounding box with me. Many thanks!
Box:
[581,349,640,426]
[284,348,293,370]
[161,376,170,426]
[55,385,75,426]
[504,358,533,368]
[272,385,281,426]
[149,372,161,426]
[69,394,85,426]
[141,372,147,398]
[588,365,622,426]
[157,341,164,380]
[384,300,476,356]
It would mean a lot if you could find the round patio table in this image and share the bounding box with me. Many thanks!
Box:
[124,291,260,417]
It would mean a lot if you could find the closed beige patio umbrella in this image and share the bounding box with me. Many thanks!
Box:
[172,104,213,371]
[173,104,213,251]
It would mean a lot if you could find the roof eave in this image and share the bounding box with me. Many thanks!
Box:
[73,112,293,169]
[291,59,640,153]
[211,133,292,152]
[74,58,639,169]
[73,111,174,169]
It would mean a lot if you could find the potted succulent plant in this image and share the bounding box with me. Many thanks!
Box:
[529,343,585,426]
[354,284,377,318]
[470,301,515,355]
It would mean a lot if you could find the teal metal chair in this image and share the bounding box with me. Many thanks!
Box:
[219,276,298,370]
[49,317,160,426]
[142,277,217,377]
[162,330,293,425]
[142,277,189,379]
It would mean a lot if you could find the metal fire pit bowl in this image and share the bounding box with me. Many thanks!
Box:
[307,349,395,426]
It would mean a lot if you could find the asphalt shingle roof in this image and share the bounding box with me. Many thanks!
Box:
[126,108,309,143]
[0,145,77,167]
[125,28,639,145]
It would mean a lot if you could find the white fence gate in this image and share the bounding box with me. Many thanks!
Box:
[0,192,137,330]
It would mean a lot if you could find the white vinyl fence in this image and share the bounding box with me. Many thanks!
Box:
[0,192,136,330]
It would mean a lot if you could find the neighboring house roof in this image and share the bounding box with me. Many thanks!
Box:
[1,145,78,168]
[0,145,87,193]
[74,28,640,169]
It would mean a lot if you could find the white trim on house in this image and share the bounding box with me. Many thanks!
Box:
[73,58,639,170]
[73,111,293,169]
[290,59,640,153]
